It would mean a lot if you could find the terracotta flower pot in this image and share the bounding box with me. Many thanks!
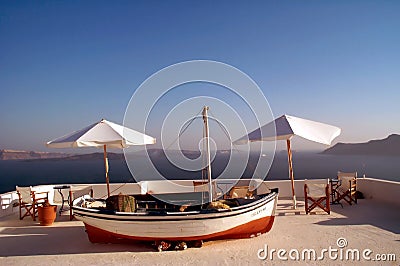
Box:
[38,205,57,226]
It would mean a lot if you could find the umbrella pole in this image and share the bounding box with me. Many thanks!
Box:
[286,139,296,209]
[103,145,110,198]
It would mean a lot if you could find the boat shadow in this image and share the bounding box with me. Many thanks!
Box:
[0,215,154,257]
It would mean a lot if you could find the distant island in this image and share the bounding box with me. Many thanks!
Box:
[3,134,399,161]
[0,149,126,161]
[0,149,70,160]
[0,148,229,161]
[322,134,400,156]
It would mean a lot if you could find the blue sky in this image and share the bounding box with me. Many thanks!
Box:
[1,1,399,152]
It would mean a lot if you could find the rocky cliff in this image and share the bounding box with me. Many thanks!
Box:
[322,134,400,156]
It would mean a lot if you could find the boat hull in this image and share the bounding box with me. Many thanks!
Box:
[73,191,278,243]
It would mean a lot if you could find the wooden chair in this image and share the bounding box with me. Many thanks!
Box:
[335,171,357,205]
[69,186,93,220]
[16,186,49,221]
[304,180,330,214]
[228,186,254,199]
[193,181,221,200]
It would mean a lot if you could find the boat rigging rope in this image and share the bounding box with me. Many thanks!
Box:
[99,182,129,199]
[121,107,261,193]
[163,108,203,152]
[207,109,240,153]
[126,108,204,186]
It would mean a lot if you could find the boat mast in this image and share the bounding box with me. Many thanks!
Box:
[202,106,213,203]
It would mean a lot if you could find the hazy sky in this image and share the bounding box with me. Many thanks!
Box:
[1,1,399,152]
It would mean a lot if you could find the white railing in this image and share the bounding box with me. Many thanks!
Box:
[1,177,399,218]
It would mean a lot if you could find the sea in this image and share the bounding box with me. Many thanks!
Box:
[1,152,399,194]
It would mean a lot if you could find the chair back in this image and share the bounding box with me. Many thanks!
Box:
[70,186,94,199]
[229,186,252,199]
[193,181,219,199]
[337,172,357,190]
[16,186,33,204]
[304,179,329,198]
[69,185,94,221]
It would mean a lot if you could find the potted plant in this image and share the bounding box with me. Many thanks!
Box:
[37,200,57,226]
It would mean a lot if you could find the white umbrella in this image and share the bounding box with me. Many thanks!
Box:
[234,114,341,208]
[46,119,156,197]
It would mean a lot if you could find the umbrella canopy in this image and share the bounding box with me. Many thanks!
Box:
[234,114,341,208]
[46,119,156,149]
[234,114,341,145]
[46,119,156,197]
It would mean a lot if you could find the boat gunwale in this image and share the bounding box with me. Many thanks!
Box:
[72,190,278,222]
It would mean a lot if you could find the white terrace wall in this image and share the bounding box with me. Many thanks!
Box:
[1,178,399,217]
[0,183,143,218]
[357,177,400,207]
[263,179,329,198]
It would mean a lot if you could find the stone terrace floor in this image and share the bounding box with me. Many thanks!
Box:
[0,199,399,265]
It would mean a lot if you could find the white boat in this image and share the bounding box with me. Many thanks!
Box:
[73,187,278,244]
[71,106,279,247]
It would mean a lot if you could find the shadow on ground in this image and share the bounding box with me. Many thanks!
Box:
[0,215,153,256]
[316,199,400,234]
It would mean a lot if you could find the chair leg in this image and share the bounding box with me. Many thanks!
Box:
[335,190,352,205]
[304,184,330,215]
[308,198,328,213]
[305,200,309,214]
[326,185,330,214]
[32,204,36,221]
[333,190,344,208]
[351,186,357,205]
[20,205,35,220]
[304,185,309,214]
[69,190,74,221]
[305,196,330,214]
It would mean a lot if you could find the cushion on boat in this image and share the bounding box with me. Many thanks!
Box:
[106,193,136,212]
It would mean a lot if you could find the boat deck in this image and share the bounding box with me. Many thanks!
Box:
[1,198,398,265]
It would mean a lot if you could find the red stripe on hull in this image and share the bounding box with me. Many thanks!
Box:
[83,216,275,244]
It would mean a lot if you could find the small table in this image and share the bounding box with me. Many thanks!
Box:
[54,185,71,215]
[329,179,343,207]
